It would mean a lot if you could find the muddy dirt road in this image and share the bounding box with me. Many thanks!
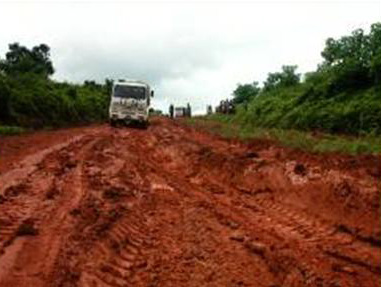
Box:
[0,118,380,287]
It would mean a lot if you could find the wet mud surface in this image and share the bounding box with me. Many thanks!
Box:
[0,118,380,286]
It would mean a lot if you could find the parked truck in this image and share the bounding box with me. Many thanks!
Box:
[173,104,191,118]
[109,79,154,127]
[175,107,186,118]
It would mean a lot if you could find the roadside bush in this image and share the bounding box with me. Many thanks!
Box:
[0,43,110,128]
[236,86,381,135]
[231,23,381,135]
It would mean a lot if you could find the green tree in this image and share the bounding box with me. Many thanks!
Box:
[321,29,371,68]
[320,28,374,90]
[369,23,381,87]
[263,65,300,91]
[232,82,260,105]
[0,74,11,122]
[84,80,102,90]
[0,43,54,77]
[229,23,381,136]
[104,78,114,94]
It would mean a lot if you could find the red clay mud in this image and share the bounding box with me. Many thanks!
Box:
[0,117,380,287]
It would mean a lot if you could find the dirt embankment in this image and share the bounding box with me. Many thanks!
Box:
[0,117,380,287]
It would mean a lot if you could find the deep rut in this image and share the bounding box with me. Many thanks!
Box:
[0,119,379,287]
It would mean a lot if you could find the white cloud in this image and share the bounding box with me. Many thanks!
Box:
[0,0,380,114]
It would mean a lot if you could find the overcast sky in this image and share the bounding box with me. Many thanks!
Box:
[0,0,380,114]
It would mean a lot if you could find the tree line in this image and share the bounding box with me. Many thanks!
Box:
[0,43,112,128]
[231,23,381,135]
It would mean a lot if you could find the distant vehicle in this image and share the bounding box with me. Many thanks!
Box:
[174,104,191,118]
[175,107,186,117]
[109,79,154,127]
[207,105,213,115]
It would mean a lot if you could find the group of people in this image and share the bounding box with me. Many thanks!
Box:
[215,99,235,114]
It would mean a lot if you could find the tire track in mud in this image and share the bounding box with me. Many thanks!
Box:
[52,127,270,287]
[48,129,156,287]
[0,136,84,255]
[0,183,33,251]
[233,177,381,281]
[235,196,378,286]
[0,119,380,287]
[0,131,102,286]
[0,135,85,195]
[121,127,311,286]
[251,196,381,275]
[79,215,151,287]
[78,123,381,287]
[209,170,380,285]
[143,122,381,286]
[37,136,104,283]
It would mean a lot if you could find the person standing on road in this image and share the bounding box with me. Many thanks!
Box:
[187,103,192,117]
[169,104,174,119]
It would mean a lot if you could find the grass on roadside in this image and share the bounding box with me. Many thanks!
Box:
[185,114,381,155]
[0,126,25,136]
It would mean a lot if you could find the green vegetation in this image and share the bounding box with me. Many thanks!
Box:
[0,125,25,135]
[231,23,381,136]
[0,43,111,130]
[187,114,381,155]
[210,23,381,154]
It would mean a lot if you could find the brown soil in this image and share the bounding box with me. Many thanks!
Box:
[0,117,380,287]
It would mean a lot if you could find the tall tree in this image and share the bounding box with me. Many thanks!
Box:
[104,78,114,94]
[319,27,377,90]
[263,65,300,91]
[369,23,381,86]
[0,74,11,121]
[232,82,260,105]
[0,43,54,77]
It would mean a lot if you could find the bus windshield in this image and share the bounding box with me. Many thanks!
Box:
[113,85,146,100]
